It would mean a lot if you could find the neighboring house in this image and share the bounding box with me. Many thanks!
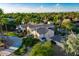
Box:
[73,20,79,27]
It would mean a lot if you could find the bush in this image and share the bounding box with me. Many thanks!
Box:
[29,41,54,56]
[72,27,79,34]
[0,38,3,41]
[62,33,79,55]
[14,44,26,55]
[22,36,40,47]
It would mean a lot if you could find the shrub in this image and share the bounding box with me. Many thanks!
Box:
[22,36,40,47]
[29,41,54,56]
[62,33,79,55]
[14,45,26,55]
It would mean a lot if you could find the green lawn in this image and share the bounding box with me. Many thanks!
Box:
[4,32,18,36]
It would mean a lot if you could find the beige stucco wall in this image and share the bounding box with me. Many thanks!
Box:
[31,31,40,38]
[27,26,40,38]
[27,27,32,33]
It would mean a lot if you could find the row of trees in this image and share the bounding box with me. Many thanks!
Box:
[0,8,78,33]
[0,9,79,25]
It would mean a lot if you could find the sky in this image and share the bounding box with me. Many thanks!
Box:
[0,3,79,13]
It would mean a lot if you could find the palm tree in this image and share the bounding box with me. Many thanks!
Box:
[0,19,3,36]
[0,8,3,14]
[61,19,73,34]
[22,15,30,36]
[0,18,9,41]
[1,18,8,34]
[53,15,59,35]
[0,9,3,36]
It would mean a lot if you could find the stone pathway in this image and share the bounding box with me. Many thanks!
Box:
[0,50,11,56]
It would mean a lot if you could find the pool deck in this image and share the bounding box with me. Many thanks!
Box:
[0,46,18,56]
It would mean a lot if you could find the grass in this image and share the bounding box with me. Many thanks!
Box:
[4,32,18,36]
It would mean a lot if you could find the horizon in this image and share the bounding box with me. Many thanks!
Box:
[0,3,79,13]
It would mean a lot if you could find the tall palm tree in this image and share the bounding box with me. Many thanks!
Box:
[0,8,3,14]
[0,18,9,41]
[22,15,30,36]
[1,18,8,34]
[0,8,3,36]
[53,15,59,35]
[0,19,3,36]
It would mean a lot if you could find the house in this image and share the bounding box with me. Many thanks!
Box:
[16,23,65,45]
[16,24,26,33]
[73,20,79,27]
[26,23,54,41]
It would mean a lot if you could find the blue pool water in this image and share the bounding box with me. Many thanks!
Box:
[0,36,22,48]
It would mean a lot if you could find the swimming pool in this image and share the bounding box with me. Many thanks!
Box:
[0,36,22,56]
[0,36,22,48]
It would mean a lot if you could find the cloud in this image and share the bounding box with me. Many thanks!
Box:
[2,5,54,13]
[0,3,79,13]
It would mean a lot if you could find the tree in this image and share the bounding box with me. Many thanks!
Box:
[7,20,16,31]
[22,15,30,36]
[61,19,73,31]
[53,15,59,35]
[0,8,3,14]
[22,36,39,47]
[1,18,9,33]
[0,18,8,36]
[0,19,3,36]
[53,15,59,24]
[62,33,79,56]
[29,41,54,56]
